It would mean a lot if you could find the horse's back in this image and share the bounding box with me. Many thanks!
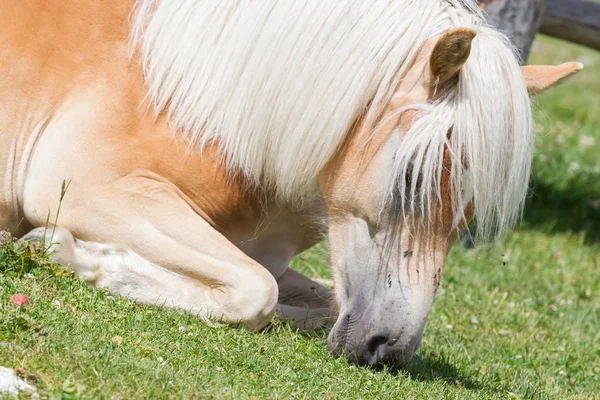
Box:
[0,0,134,95]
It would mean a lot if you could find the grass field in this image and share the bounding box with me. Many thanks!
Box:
[1,35,599,399]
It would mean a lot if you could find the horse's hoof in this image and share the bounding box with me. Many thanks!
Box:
[19,227,76,264]
[20,227,46,245]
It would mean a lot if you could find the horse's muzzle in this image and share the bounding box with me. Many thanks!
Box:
[327,314,422,368]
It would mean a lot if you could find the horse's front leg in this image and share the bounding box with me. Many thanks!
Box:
[23,172,278,331]
[274,268,335,331]
[276,268,332,309]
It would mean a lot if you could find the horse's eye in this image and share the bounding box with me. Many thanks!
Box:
[390,160,424,215]
[405,161,413,189]
[404,161,422,195]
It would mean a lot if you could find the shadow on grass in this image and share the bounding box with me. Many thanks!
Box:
[407,352,553,400]
[523,174,600,244]
[279,322,485,390]
[402,353,482,390]
[285,324,548,398]
[402,354,547,399]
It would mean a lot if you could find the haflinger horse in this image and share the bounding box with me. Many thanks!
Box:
[0,0,582,367]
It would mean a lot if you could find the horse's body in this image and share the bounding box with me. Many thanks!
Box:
[1,0,329,328]
[0,0,581,366]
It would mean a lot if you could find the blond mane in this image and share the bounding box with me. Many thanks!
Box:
[130,0,533,241]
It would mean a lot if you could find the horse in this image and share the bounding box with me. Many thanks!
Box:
[0,0,582,367]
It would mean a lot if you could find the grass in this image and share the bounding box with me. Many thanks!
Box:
[1,36,599,399]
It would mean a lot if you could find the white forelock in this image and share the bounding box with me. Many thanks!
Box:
[382,15,533,241]
[130,0,533,241]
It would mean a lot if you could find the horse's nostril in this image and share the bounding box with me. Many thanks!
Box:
[366,335,389,356]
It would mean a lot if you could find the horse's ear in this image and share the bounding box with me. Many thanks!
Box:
[520,62,584,95]
[430,28,477,87]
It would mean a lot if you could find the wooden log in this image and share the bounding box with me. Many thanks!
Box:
[540,0,600,51]
[478,0,547,63]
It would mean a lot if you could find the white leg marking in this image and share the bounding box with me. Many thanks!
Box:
[22,226,277,330]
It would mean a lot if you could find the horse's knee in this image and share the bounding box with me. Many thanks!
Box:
[227,268,278,331]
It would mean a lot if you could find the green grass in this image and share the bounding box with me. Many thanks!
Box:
[1,36,599,399]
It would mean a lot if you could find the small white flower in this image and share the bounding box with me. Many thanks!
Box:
[579,135,595,148]
[446,324,453,330]
[559,370,566,376]
[515,355,522,359]
[111,335,123,345]
[24,273,35,280]
[216,366,223,372]
[568,162,580,174]
[471,318,479,325]
[51,300,61,309]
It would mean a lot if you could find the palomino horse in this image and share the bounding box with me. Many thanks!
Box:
[0,0,581,367]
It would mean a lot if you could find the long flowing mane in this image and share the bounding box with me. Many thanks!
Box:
[130,0,533,241]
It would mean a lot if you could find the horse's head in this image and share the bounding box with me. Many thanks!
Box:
[319,28,582,368]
